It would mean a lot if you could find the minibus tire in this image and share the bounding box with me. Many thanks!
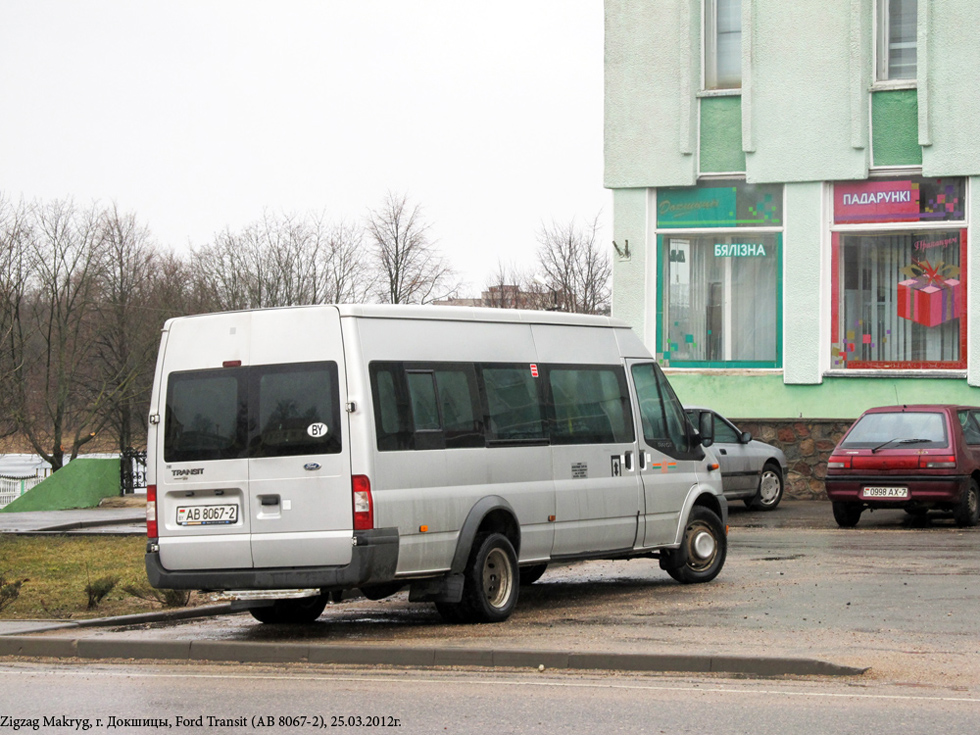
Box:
[665,507,726,584]
[248,594,328,624]
[458,533,519,623]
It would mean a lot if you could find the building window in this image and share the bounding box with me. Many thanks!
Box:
[832,177,967,370]
[662,234,780,365]
[657,182,783,368]
[705,0,741,90]
[877,0,917,81]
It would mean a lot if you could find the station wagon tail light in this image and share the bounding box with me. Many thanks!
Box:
[828,456,851,469]
[146,484,158,538]
[921,455,956,469]
[352,475,374,530]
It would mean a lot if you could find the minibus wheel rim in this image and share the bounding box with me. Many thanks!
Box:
[687,521,718,571]
[482,547,515,609]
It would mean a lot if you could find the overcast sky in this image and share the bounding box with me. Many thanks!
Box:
[0,1,608,297]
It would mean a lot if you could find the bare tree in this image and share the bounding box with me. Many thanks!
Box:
[482,261,550,310]
[309,214,374,304]
[0,196,34,440]
[191,211,374,310]
[6,199,111,469]
[535,214,611,315]
[93,204,163,452]
[366,192,457,304]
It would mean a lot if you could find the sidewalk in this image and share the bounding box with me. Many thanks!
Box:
[0,507,145,534]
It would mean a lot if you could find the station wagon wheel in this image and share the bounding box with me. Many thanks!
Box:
[832,501,863,528]
[747,462,784,511]
[953,479,980,528]
[665,506,726,584]
[457,533,519,624]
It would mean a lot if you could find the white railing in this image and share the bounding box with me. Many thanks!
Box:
[0,474,46,509]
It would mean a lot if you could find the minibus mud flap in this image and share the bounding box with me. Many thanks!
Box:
[658,547,686,571]
[409,573,464,603]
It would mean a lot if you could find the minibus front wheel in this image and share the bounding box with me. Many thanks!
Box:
[663,506,726,584]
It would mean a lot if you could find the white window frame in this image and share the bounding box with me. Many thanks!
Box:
[703,0,742,91]
[875,0,917,84]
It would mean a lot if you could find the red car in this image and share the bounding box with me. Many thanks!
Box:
[825,404,980,528]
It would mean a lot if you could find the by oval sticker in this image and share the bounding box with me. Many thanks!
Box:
[307,422,329,438]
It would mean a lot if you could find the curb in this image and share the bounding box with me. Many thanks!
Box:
[0,608,870,678]
[0,633,868,677]
[0,604,237,636]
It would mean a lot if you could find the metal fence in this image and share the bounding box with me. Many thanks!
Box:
[0,473,47,509]
[120,448,148,495]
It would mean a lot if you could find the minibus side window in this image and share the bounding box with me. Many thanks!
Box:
[630,362,699,458]
[547,366,635,445]
[371,362,484,451]
[481,366,547,443]
[251,362,341,457]
[164,370,245,462]
[370,363,414,451]
[434,367,484,448]
[407,372,440,431]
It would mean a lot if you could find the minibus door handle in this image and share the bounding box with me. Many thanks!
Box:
[638,450,646,470]
[624,451,633,471]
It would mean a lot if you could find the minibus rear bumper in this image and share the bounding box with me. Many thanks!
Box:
[144,527,400,592]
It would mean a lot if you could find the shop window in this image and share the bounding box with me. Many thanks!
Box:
[877,0,917,81]
[662,234,780,366]
[705,0,741,90]
[832,177,967,370]
[657,181,783,368]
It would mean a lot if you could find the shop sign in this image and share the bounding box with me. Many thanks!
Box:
[834,177,965,224]
[714,243,767,257]
[658,182,782,229]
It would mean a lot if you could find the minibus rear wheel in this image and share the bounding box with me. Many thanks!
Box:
[457,533,519,624]
[248,594,328,624]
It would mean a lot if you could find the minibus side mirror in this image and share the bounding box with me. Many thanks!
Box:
[698,411,714,448]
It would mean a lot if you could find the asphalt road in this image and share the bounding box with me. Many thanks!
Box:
[2,661,978,735]
[4,500,978,693]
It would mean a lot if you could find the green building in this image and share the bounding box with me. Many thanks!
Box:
[606,0,980,430]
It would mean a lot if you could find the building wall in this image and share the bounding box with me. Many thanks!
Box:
[604,0,699,188]
[743,0,869,183]
[605,0,980,421]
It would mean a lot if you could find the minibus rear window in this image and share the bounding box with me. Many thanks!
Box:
[165,370,244,462]
[164,362,341,462]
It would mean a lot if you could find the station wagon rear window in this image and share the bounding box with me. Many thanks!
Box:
[165,362,341,462]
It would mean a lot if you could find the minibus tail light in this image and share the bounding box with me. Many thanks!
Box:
[352,475,374,530]
[146,484,158,538]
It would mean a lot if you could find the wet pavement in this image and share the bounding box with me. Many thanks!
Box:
[2,500,979,686]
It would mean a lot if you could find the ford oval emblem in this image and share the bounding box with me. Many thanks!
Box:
[303,462,321,471]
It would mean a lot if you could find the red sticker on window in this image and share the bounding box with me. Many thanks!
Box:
[530,364,539,378]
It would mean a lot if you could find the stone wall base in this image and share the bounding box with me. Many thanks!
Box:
[733,418,854,500]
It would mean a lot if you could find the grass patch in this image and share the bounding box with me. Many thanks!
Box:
[0,535,201,619]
